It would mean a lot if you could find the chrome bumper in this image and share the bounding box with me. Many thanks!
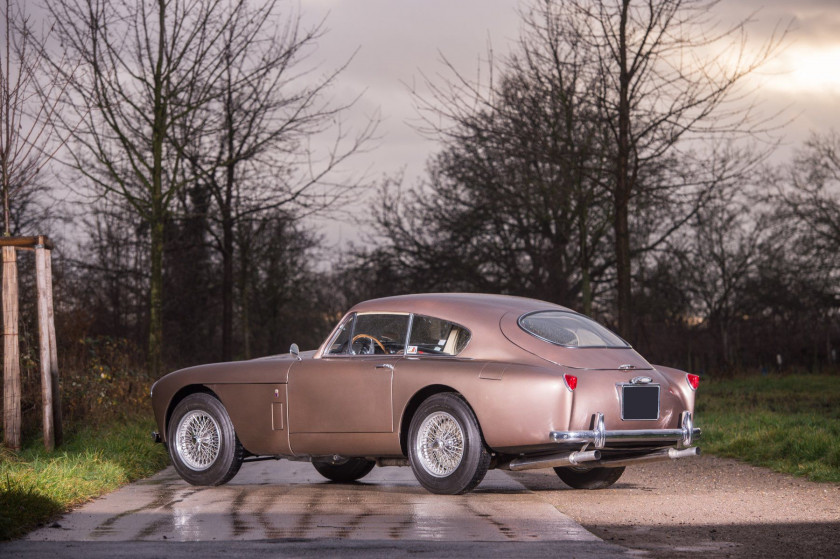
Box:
[550,411,701,449]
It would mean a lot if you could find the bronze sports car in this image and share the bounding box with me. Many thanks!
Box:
[151,293,701,494]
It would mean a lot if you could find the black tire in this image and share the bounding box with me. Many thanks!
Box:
[407,393,490,495]
[167,392,244,486]
[313,458,376,482]
[554,465,625,489]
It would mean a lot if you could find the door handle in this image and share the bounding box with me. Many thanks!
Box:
[375,363,394,370]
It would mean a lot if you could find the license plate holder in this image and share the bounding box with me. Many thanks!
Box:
[621,385,660,420]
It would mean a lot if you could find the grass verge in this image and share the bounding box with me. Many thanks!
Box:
[696,373,840,483]
[0,415,169,540]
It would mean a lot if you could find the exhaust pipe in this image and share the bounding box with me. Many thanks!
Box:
[376,458,410,467]
[594,446,701,468]
[507,449,601,471]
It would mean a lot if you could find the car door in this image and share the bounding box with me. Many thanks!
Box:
[287,312,409,434]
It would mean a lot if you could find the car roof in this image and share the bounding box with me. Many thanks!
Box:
[350,293,571,325]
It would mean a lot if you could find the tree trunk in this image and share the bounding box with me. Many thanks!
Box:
[239,239,251,360]
[148,216,164,377]
[220,65,236,362]
[147,0,166,377]
[614,198,632,339]
[222,216,233,361]
[578,187,593,316]
[581,265,592,316]
[2,246,20,450]
[614,0,633,341]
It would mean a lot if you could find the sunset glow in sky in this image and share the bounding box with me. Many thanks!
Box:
[762,46,840,94]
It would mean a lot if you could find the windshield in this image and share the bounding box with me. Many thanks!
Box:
[518,311,628,348]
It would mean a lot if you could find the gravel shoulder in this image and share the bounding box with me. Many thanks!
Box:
[509,454,840,558]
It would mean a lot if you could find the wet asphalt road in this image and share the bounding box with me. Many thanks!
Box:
[5,460,632,558]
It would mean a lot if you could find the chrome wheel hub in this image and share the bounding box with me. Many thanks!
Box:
[175,410,221,471]
[415,411,464,477]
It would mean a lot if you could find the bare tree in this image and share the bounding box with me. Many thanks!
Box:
[385,1,613,311]
[180,2,376,361]
[668,185,769,366]
[0,0,69,235]
[565,0,785,339]
[47,0,253,375]
[72,198,149,342]
[776,131,840,363]
[1,0,73,449]
[780,131,840,256]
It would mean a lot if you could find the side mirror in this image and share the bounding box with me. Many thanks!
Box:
[290,343,300,360]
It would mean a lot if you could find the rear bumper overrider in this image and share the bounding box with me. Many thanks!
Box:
[550,410,701,449]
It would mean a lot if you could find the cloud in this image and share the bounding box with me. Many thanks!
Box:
[717,0,840,48]
[296,0,840,232]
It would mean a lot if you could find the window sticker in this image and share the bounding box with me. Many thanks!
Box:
[407,346,418,355]
[438,339,447,345]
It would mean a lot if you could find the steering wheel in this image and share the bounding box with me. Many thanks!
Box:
[352,334,387,354]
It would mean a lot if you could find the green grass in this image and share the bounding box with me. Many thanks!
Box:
[696,374,840,483]
[0,415,170,540]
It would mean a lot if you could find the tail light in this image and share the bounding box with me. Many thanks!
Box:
[686,373,700,390]
[564,374,578,391]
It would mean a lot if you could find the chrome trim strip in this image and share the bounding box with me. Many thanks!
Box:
[550,411,701,449]
[404,313,415,353]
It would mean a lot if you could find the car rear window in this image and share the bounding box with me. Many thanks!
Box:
[518,311,628,348]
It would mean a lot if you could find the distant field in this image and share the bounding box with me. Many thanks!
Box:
[0,416,169,540]
[696,374,840,483]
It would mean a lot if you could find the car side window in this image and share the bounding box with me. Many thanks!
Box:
[407,315,471,356]
[326,314,354,355]
[328,313,410,356]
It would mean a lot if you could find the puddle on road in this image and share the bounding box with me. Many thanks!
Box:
[25,460,601,544]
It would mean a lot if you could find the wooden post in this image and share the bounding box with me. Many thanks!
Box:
[2,245,21,450]
[35,244,54,451]
[45,250,62,447]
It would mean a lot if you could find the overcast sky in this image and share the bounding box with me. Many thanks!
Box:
[296,0,840,245]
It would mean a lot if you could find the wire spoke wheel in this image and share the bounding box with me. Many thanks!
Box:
[176,410,221,471]
[415,411,465,477]
[408,393,490,494]
[167,393,243,486]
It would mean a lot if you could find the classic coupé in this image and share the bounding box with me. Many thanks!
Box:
[151,293,701,494]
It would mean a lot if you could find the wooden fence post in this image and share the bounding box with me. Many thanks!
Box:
[2,245,21,450]
[35,244,54,451]
[45,249,62,446]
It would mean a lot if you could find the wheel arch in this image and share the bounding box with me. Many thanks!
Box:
[163,385,218,443]
[399,384,484,456]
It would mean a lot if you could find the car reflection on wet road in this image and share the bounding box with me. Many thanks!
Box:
[11,460,631,557]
